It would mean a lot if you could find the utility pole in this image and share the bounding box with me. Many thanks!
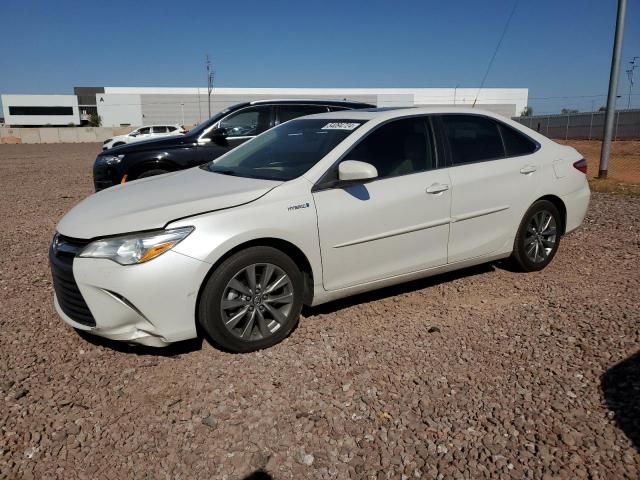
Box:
[180,102,185,126]
[626,56,639,109]
[206,54,214,119]
[599,0,627,179]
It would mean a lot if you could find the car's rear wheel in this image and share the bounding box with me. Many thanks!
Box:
[511,200,561,272]
[198,246,304,352]
[137,169,170,179]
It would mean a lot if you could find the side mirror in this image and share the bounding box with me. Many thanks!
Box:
[338,160,378,183]
[209,127,228,146]
[129,132,138,137]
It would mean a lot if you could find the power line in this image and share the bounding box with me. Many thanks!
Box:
[473,0,519,107]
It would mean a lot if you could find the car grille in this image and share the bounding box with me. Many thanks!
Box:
[49,234,96,327]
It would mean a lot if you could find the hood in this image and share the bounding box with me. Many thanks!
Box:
[57,167,281,239]
[107,134,196,154]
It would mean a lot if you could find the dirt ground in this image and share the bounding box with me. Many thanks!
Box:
[0,143,639,479]
[557,139,640,186]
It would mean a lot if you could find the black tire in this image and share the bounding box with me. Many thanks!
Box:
[136,169,170,179]
[511,200,561,272]
[198,246,304,352]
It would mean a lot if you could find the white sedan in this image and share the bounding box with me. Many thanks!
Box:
[102,124,186,150]
[51,107,590,352]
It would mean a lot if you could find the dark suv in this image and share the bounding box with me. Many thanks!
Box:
[93,99,374,191]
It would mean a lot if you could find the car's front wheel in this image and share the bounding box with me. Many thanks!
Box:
[511,200,561,272]
[198,246,304,352]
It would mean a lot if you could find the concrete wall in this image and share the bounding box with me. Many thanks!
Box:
[1,94,80,126]
[418,103,518,118]
[413,88,527,116]
[139,93,378,125]
[96,93,143,127]
[104,87,526,125]
[0,127,131,144]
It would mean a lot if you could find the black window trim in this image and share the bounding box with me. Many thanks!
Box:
[437,113,541,168]
[274,104,332,125]
[312,113,442,193]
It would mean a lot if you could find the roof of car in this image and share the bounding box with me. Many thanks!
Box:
[248,99,374,107]
[136,124,181,127]
[301,106,509,121]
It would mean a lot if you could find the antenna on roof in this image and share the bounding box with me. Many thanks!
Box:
[473,0,519,107]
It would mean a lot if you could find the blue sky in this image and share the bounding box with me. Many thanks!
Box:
[1,0,639,114]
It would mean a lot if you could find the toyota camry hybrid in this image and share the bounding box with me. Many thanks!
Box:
[50,107,590,352]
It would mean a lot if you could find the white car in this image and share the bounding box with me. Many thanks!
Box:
[102,125,185,150]
[51,107,590,352]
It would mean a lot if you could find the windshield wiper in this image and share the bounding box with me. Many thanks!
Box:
[209,167,238,176]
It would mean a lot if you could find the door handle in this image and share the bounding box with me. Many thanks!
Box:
[520,165,537,174]
[426,183,449,194]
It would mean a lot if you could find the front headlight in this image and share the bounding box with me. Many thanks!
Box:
[103,138,112,145]
[79,227,194,265]
[97,154,124,165]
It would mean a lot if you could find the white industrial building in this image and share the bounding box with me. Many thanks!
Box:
[2,86,528,127]
[1,94,80,126]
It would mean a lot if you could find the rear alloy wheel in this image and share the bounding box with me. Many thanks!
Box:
[512,200,561,272]
[198,247,304,352]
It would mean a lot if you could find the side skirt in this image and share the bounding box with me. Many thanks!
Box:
[310,251,511,307]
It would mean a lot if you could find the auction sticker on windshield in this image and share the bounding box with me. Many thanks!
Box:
[321,122,361,130]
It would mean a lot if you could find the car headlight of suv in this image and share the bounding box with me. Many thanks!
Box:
[98,154,124,166]
[79,227,194,265]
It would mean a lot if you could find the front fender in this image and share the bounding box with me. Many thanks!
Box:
[167,183,322,290]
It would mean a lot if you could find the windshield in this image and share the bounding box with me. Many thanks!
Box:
[204,119,365,181]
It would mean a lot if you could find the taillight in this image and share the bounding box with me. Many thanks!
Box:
[573,158,587,174]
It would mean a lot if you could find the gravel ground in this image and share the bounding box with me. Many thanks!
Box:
[0,143,639,479]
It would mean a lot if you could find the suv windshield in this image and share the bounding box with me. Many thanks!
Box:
[203,119,365,181]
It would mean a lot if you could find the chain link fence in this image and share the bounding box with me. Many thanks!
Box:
[513,109,640,141]
[513,110,640,186]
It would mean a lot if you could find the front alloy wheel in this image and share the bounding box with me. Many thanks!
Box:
[198,246,304,352]
[220,263,295,341]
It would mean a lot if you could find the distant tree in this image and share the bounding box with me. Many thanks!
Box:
[89,113,102,127]
[598,106,607,112]
[560,108,580,115]
[521,106,533,116]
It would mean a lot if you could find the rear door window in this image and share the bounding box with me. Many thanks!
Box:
[441,115,505,165]
[152,126,168,133]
